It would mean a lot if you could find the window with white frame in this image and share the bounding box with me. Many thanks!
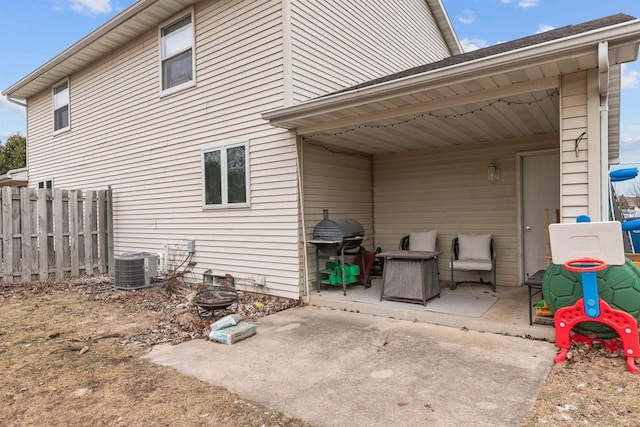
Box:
[38,179,53,189]
[160,10,195,94]
[203,143,249,208]
[53,80,69,132]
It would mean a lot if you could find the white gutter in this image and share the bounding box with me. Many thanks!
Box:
[599,41,610,221]
[4,96,26,108]
[263,19,640,125]
[2,0,164,98]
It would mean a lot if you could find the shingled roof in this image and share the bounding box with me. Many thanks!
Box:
[329,13,636,96]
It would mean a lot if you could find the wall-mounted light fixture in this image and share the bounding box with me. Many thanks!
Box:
[488,163,499,184]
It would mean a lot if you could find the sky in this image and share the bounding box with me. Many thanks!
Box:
[1,0,640,191]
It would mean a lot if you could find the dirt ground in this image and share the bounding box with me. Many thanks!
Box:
[522,342,640,426]
[0,277,310,427]
[1,277,639,426]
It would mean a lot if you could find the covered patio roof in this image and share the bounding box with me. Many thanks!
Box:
[263,14,640,161]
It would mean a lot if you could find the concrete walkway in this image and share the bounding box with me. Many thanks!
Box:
[144,306,557,427]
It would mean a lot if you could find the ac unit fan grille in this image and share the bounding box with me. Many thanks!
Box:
[114,253,158,290]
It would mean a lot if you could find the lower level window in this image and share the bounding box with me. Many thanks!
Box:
[38,179,53,189]
[203,143,249,208]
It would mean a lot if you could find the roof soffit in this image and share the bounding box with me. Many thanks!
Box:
[425,0,462,55]
[4,0,464,100]
[263,19,640,130]
[3,0,197,100]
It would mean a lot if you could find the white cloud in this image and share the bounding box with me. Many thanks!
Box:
[518,0,540,8]
[619,136,640,171]
[622,64,640,89]
[460,38,489,52]
[0,96,26,114]
[457,9,475,25]
[67,0,112,16]
[0,98,26,143]
[536,24,555,34]
[501,0,513,3]
[620,131,640,147]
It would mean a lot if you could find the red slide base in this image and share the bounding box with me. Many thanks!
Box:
[554,299,639,374]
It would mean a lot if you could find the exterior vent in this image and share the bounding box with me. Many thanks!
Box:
[114,252,159,290]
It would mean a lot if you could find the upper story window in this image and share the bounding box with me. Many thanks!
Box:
[160,10,195,95]
[202,142,250,209]
[53,79,70,133]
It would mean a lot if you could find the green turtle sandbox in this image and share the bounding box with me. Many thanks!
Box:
[542,259,640,338]
[547,219,640,374]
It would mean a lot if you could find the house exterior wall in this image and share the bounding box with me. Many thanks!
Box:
[22,0,456,299]
[301,145,374,290]
[25,0,304,299]
[559,70,602,222]
[372,136,558,287]
[288,0,452,103]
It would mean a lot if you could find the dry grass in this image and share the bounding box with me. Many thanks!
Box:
[2,278,639,426]
[0,278,311,427]
[523,340,640,426]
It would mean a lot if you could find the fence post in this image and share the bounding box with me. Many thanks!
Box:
[97,190,107,274]
[20,188,32,282]
[69,190,80,277]
[107,187,114,275]
[2,187,13,284]
[84,190,95,276]
[54,189,65,279]
[37,188,49,281]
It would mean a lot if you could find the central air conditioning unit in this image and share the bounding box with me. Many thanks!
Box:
[114,252,159,290]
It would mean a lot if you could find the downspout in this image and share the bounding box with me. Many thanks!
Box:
[4,95,28,176]
[296,137,310,303]
[598,41,609,221]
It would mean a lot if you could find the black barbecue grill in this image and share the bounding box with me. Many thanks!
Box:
[309,209,368,295]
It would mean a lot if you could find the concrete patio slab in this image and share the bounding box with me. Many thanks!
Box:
[145,306,557,426]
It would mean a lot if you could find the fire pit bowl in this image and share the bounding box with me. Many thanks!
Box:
[192,286,239,319]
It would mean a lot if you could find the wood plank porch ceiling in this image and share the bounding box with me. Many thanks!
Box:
[268,14,640,157]
[295,74,563,156]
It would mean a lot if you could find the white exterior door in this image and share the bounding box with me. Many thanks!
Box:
[522,151,560,281]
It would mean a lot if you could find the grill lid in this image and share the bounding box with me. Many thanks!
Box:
[312,209,364,241]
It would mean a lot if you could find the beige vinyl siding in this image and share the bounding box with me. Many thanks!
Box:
[289,0,451,102]
[373,136,557,287]
[301,145,373,289]
[559,71,599,222]
[26,0,305,299]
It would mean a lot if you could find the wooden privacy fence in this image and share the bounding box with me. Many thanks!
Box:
[0,187,114,284]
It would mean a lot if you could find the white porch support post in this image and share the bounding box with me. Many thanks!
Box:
[598,41,610,221]
[586,69,601,220]
[561,71,597,222]
[296,136,310,302]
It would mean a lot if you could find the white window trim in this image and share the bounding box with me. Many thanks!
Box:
[202,142,250,209]
[159,7,196,97]
[37,178,54,190]
[52,78,70,135]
